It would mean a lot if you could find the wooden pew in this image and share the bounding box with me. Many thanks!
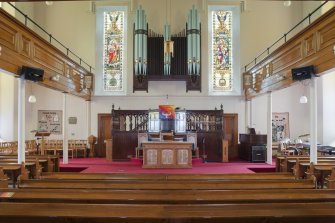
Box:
[293,159,335,180]
[277,156,335,172]
[326,167,335,189]
[17,178,317,190]
[0,202,334,223]
[0,161,39,179]
[304,163,335,188]
[40,172,296,181]
[0,167,8,188]
[0,163,31,187]
[0,154,58,172]
[0,188,335,204]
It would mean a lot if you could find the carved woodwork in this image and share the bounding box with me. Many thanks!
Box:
[243,6,335,100]
[97,110,238,161]
[142,141,193,168]
[108,107,225,162]
[0,8,93,100]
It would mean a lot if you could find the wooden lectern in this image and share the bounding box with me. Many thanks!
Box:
[35,132,50,155]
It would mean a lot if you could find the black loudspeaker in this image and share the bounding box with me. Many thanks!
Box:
[291,65,314,81]
[251,146,266,163]
[20,66,44,82]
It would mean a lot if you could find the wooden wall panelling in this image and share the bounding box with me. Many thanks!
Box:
[0,8,93,100]
[243,6,335,100]
[97,114,112,157]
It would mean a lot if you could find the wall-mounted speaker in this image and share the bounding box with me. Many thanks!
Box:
[20,66,44,82]
[291,65,314,81]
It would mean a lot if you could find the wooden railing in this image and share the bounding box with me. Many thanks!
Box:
[243,5,335,100]
[0,7,93,100]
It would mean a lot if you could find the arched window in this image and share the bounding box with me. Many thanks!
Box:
[208,5,240,95]
[95,6,127,96]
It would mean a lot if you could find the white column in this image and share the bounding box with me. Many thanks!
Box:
[86,100,91,137]
[62,93,68,164]
[266,92,273,164]
[309,78,317,164]
[18,78,25,164]
[245,100,251,132]
[249,99,253,128]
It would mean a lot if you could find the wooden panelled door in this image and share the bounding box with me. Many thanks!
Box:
[97,114,112,157]
[224,113,238,160]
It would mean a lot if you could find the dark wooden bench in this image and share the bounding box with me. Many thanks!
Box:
[0,202,334,223]
[0,154,58,172]
[1,188,334,204]
[17,178,316,190]
[277,156,335,172]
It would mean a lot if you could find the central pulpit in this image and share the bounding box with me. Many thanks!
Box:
[142,141,193,168]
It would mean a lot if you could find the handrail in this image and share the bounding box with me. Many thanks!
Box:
[5,2,94,73]
[244,1,329,72]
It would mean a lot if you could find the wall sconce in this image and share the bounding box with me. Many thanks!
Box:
[45,1,53,6]
[50,74,60,81]
[28,82,36,103]
[299,95,308,104]
[283,1,291,7]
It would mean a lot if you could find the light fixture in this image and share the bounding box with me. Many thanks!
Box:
[45,1,53,6]
[28,95,37,103]
[28,82,36,103]
[283,1,291,7]
[299,95,308,104]
[50,74,60,81]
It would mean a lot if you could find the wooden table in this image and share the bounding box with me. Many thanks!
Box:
[142,141,193,168]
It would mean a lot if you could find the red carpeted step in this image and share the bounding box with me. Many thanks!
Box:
[130,157,143,165]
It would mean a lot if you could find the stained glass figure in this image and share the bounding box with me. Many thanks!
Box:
[103,11,124,91]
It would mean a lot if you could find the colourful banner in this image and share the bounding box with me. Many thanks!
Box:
[159,105,175,120]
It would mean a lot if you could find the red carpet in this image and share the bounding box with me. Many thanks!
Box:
[59,158,276,174]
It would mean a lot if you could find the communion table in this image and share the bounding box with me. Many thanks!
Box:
[142,141,193,168]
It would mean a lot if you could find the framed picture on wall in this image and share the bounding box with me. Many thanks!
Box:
[38,110,62,134]
[272,112,289,142]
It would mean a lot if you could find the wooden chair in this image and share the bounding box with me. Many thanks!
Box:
[75,140,87,158]
[68,140,76,158]
[187,132,199,158]
[136,132,148,158]
[161,131,174,141]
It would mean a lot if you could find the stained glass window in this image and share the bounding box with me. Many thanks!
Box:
[208,6,240,95]
[212,10,232,91]
[103,11,124,92]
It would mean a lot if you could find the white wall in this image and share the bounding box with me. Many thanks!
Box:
[320,71,335,146]
[0,71,17,141]
[251,83,309,139]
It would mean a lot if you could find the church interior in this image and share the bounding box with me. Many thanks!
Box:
[1,0,335,222]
